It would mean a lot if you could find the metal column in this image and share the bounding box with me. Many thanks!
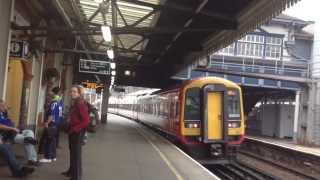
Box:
[293,91,301,143]
[101,84,110,124]
[0,0,14,99]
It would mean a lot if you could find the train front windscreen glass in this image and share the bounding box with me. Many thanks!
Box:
[184,88,241,121]
[184,88,201,121]
[226,90,241,119]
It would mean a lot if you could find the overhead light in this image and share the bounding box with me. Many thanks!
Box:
[107,49,114,59]
[101,26,112,42]
[110,62,116,69]
[111,70,116,76]
[124,70,131,76]
[94,0,103,3]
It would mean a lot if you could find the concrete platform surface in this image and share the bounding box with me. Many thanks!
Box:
[247,136,320,157]
[0,114,219,180]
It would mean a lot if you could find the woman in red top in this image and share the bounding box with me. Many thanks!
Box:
[63,85,89,180]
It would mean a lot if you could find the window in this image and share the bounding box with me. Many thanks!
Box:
[160,103,164,116]
[217,43,235,55]
[170,102,175,118]
[266,37,282,45]
[227,90,241,119]
[265,36,282,59]
[237,34,265,58]
[175,102,179,118]
[184,88,201,120]
[265,45,281,59]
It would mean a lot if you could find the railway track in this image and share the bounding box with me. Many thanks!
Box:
[238,150,319,180]
[207,161,279,180]
[240,138,320,180]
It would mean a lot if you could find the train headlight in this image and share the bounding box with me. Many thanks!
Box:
[228,122,240,128]
[185,122,200,128]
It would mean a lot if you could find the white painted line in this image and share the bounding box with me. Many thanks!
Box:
[165,139,221,180]
[111,113,220,180]
[135,126,184,180]
[137,125,220,180]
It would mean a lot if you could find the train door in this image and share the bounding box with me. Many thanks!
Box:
[202,85,227,143]
[207,92,223,140]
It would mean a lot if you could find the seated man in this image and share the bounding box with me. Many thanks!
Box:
[0,99,39,166]
[0,139,34,178]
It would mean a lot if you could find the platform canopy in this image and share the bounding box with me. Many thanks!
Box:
[14,0,301,88]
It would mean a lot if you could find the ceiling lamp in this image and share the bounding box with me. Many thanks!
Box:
[107,49,114,59]
[110,62,116,69]
[101,26,112,42]
[124,70,131,76]
[94,0,103,3]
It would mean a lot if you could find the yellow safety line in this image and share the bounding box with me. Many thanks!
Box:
[135,126,184,180]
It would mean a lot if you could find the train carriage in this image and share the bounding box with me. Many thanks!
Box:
[110,77,245,162]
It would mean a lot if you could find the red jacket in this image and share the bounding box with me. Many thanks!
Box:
[69,99,90,133]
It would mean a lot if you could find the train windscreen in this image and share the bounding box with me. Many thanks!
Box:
[184,88,200,121]
[227,90,241,119]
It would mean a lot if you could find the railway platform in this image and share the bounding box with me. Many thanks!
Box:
[0,114,218,180]
[246,136,320,157]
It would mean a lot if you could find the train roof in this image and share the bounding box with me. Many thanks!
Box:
[153,77,241,95]
[183,77,240,88]
[127,89,160,97]
[127,77,240,99]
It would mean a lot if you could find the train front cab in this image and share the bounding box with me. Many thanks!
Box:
[180,78,245,161]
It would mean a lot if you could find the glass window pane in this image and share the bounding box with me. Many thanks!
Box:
[227,90,241,119]
[184,88,201,120]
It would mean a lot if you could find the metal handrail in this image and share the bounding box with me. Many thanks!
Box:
[209,61,309,78]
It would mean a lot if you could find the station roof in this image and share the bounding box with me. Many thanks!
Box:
[14,0,301,88]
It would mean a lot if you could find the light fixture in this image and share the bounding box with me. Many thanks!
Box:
[111,70,116,76]
[110,62,116,69]
[101,26,112,42]
[94,0,103,3]
[107,49,114,59]
[110,76,115,86]
[124,70,131,76]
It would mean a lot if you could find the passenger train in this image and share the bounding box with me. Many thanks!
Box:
[109,77,245,161]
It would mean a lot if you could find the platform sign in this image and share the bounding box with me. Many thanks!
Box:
[79,59,111,75]
[10,41,29,59]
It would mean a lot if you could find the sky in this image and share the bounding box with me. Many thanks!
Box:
[284,0,319,21]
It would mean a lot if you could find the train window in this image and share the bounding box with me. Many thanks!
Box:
[170,102,175,118]
[160,103,164,116]
[227,90,241,119]
[175,102,179,118]
[184,88,201,120]
[164,102,169,117]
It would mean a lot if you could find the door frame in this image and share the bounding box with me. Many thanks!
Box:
[202,84,228,143]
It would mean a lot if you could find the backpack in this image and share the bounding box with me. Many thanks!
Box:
[85,101,98,133]
[75,101,97,133]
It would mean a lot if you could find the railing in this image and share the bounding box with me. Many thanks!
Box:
[309,61,320,78]
[210,57,310,78]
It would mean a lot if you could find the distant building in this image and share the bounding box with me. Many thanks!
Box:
[216,14,313,62]
[173,14,314,90]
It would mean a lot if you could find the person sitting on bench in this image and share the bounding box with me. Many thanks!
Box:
[0,99,39,166]
[0,138,34,178]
